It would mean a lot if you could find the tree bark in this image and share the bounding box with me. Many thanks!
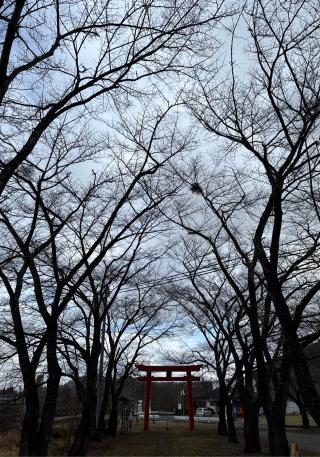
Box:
[68,383,97,456]
[292,394,310,429]
[19,376,39,456]
[243,404,261,453]
[107,400,119,437]
[287,337,320,425]
[36,325,62,456]
[300,404,310,429]
[266,350,290,456]
[10,295,41,456]
[267,415,289,456]
[95,359,113,441]
[255,185,320,426]
[237,382,261,453]
[69,320,101,455]
[246,279,289,455]
[226,397,238,443]
[217,383,228,436]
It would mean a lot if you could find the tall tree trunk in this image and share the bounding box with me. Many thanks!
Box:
[69,319,101,455]
[36,324,62,456]
[266,350,290,456]
[272,301,320,425]
[291,393,310,429]
[95,358,113,441]
[217,381,228,436]
[19,376,39,456]
[68,381,97,456]
[254,192,320,426]
[237,382,261,453]
[273,294,320,425]
[226,396,238,443]
[245,283,289,455]
[299,402,310,429]
[107,399,119,437]
[287,337,320,425]
[11,296,41,456]
[267,382,289,456]
[243,407,260,454]
[267,414,289,456]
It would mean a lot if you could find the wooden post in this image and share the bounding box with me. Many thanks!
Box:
[187,371,195,431]
[144,371,151,431]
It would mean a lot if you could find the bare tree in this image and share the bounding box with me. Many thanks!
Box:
[61,276,175,453]
[165,153,301,455]
[58,215,169,454]
[99,286,174,439]
[0,101,186,455]
[168,239,264,451]
[165,0,320,454]
[0,0,227,197]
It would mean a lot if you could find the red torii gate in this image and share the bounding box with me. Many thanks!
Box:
[136,364,202,432]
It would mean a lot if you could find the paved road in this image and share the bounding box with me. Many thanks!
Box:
[259,427,320,455]
[139,414,219,423]
[145,415,244,424]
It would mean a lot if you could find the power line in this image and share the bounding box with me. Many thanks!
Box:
[118,262,238,294]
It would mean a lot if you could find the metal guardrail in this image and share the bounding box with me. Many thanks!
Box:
[137,414,221,423]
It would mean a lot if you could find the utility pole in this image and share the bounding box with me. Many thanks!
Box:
[96,286,109,427]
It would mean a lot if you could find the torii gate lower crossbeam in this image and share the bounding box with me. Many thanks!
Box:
[136,364,202,432]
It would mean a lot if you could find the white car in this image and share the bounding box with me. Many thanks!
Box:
[195,407,215,417]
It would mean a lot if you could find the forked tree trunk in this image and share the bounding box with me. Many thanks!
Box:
[11,297,41,456]
[245,283,289,455]
[287,339,320,425]
[95,359,113,441]
[266,350,290,456]
[36,326,62,456]
[69,321,101,456]
[254,193,320,427]
[68,383,97,456]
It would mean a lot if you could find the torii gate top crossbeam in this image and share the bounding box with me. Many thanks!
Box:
[136,364,202,373]
[138,376,200,381]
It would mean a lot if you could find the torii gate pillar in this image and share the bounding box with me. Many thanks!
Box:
[187,371,195,431]
[136,364,202,432]
[144,371,152,431]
